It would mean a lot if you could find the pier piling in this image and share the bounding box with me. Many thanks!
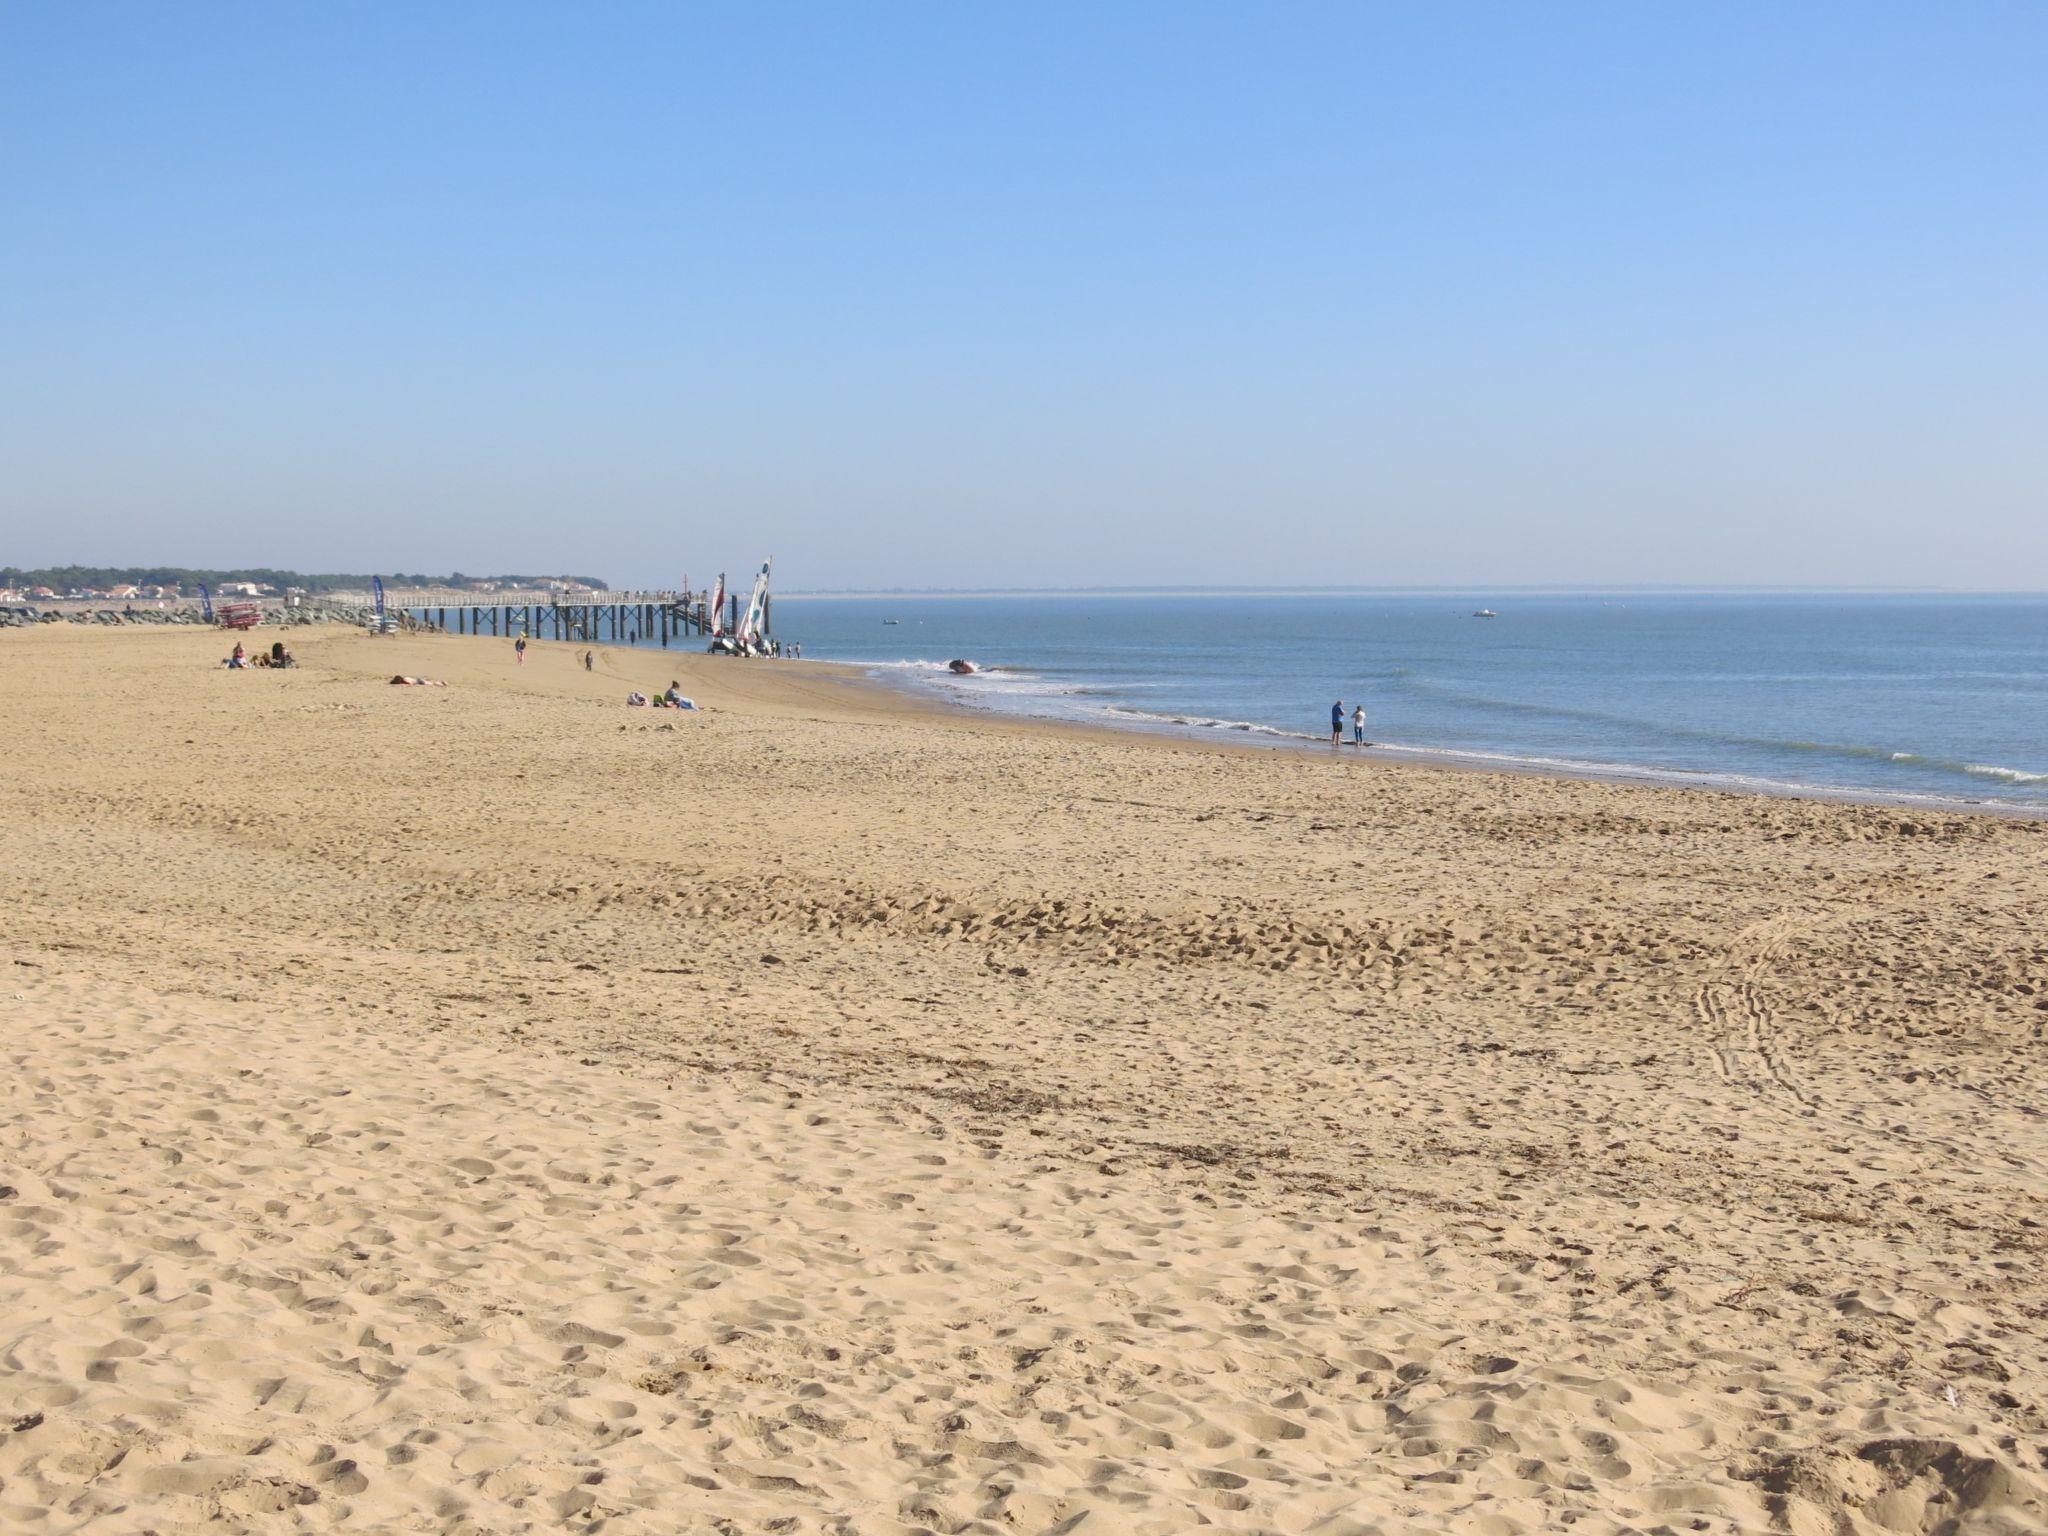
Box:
[367,589,728,650]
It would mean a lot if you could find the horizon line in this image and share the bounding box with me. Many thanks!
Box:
[776,583,2048,598]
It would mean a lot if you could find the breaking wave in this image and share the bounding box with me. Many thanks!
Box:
[1962,763,2048,784]
[1104,705,1317,741]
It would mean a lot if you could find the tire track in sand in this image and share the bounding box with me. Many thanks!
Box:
[1694,913,1816,1108]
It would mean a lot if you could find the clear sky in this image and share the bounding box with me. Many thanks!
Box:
[3,2,2043,590]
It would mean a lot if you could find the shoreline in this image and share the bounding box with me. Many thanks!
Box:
[754,588,2048,816]
[806,651,2048,821]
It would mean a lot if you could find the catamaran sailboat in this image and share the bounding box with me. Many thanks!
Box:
[708,559,774,656]
[704,572,730,650]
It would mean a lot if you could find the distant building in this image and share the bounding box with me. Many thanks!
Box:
[107,584,142,599]
[31,586,57,599]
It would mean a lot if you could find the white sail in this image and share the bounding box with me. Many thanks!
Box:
[708,573,728,638]
[735,558,771,652]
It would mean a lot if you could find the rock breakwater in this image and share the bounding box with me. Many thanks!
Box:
[0,604,375,630]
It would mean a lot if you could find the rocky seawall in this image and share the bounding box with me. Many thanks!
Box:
[0,605,376,630]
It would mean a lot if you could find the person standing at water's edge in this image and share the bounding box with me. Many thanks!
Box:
[1330,699,1344,745]
[515,636,527,666]
[1353,703,1367,746]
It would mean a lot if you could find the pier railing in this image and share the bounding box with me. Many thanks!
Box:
[310,589,685,609]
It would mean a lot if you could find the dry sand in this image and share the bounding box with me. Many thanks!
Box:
[2,622,2045,1535]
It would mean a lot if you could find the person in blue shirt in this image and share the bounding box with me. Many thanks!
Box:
[1330,699,1344,745]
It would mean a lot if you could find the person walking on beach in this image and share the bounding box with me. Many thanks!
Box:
[1352,702,1367,746]
[1330,699,1344,745]
[582,649,593,672]
[514,636,527,666]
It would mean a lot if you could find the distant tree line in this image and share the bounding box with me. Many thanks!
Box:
[2,566,610,593]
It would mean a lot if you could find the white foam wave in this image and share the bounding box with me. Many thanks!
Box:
[1360,742,2048,808]
[844,658,958,674]
[1963,763,2048,784]
[834,657,1096,702]
[1105,704,1316,741]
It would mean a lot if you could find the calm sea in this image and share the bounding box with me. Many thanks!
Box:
[765,592,2048,811]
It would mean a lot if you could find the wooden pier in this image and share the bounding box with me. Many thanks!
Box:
[309,588,769,649]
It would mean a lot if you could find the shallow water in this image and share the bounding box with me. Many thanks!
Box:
[770,592,2048,809]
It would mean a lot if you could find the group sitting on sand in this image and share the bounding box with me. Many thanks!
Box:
[627,682,698,709]
[221,640,297,670]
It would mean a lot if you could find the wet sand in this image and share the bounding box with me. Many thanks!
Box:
[3,622,2045,1534]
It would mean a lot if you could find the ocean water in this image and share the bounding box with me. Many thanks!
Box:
[767,592,2048,810]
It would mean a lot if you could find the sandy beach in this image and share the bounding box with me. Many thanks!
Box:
[3,621,2045,1535]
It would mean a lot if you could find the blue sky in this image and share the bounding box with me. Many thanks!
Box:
[3,2,2043,589]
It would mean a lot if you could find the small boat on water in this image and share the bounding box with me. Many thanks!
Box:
[883,618,900,625]
[1473,608,1498,618]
